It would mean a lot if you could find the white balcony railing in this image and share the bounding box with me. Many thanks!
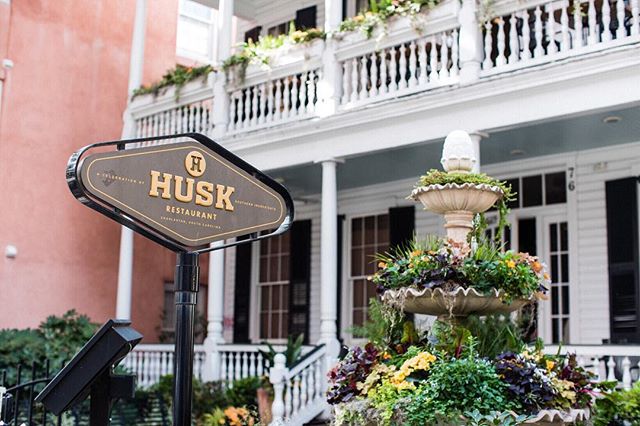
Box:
[122,343,207,388]
[481,0,640,75]
[335,5,461,109]
[269,344,328,426]
[128,74,215,145]
[225,40,324,134]
[544,344,640,389]
[124,343,315,387]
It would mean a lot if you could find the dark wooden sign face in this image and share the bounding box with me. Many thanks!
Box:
[73,138,291,249]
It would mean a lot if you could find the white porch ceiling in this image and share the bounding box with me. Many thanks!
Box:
[269,105,640,196]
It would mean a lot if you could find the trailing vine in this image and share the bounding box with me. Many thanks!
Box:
[131,64,215,101]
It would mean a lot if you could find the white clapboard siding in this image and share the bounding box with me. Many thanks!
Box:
[573,142,640,343]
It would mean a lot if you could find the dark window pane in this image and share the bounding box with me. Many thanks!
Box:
[551,286,559,315]
[260,257,269,282]
[551,255,559,283]
[280,254,290,281]
[261,287,270,310]
[352,218,363,247]
[353,309,364,327]
[552,318,559,343]
[364,246,376,275]
[282,313,289,337]
[364,216,376,245]
[522,175,543,207]
[351,248,363,276]
[269,255,279,282]
[518,218,537,255]
[550,223,558,252]
[260,313,269,338]
[504,226,512,251]
[545,172,567,204]
[271,235,281,254]
[353,279,364,308]
[562,285,569,314]
[561,254,569,282]
[560,222,568,251]
[272,313,280,339]
[272,285,281,310]
[260,239,269,255]
[506,178,520,209]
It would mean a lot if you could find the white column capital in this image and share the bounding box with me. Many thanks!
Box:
[314,157,345,165]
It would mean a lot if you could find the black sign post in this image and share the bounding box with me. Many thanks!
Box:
[66,133,294,425]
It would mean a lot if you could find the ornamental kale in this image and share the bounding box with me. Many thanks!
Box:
[327,344,378,405]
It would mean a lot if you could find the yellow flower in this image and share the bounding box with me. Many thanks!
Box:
[411,249,423,257]
[546,360,555,371]
[382,352,392,360]
[378,261,387,269]
[543,272,550,280]
[531,261,543,273]
[506,260,516,268]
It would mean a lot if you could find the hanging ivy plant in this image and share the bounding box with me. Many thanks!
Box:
[131,64,215,100]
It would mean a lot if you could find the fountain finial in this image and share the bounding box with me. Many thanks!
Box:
[441,130,476,174]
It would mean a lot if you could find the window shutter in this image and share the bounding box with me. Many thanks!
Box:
[389,206,415,250]
[336,215,345,341]
[606,177,640,343]
[288,220,312,344]
[233,237,252,343]
[244,26,262,43]
[294,6,317,30]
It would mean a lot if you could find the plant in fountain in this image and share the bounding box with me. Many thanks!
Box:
[375,238,549,310]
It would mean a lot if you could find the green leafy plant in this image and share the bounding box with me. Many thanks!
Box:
[259,333,304,368]
[132,64,214,100]
[593,381,640,425]
[399,357,520,425]
[337,0,440,38]
[222,23,325,78]
[224,376,262,408]
[0,310,98,383]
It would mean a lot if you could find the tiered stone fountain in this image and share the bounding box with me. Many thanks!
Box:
[383,130,533,319]
[382,130,590,425]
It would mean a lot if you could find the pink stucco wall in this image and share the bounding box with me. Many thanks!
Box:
[0,0,199,342]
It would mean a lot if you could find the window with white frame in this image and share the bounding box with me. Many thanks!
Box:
[549,221,570,343]
[350,214,389,327]
[258,232,290,340]
[176,0,216,62]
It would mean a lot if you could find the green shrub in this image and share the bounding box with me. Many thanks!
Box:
[224,376,262,408]
[593,381,640,426]
[0,310,98,383]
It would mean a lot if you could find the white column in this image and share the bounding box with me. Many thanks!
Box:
[457,0,483,85]
[212,0,234,138]
[317,0,343,117]
[318,159,342,372]
[469,131,487,173]
[203,241,225,381]
[115,0,147,320]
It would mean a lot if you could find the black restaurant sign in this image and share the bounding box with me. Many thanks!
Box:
[69,135,292,250]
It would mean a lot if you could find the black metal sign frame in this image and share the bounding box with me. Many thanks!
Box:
[66,132,294,254]
[66,133,294,426]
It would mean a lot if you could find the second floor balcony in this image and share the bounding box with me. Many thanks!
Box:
[128,0,640,166]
